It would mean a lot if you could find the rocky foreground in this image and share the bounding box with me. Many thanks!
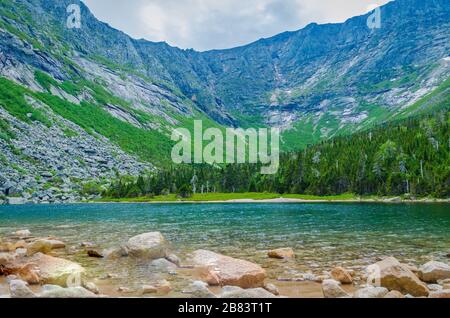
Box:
[1,230,449,298]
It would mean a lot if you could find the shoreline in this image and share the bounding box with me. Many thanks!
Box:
[95,197,450,205]
[2,197,449,206]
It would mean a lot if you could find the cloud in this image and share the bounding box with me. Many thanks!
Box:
[83,0,391,51]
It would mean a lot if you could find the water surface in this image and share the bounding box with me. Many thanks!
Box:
[1,203,449,291]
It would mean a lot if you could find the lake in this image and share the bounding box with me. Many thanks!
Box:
[0,203,449,295]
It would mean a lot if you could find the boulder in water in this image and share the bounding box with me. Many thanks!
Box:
[191,249,266,288]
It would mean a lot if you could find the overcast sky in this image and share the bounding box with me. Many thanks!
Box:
[83,0,391,51]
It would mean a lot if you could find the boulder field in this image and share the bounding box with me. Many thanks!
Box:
[1,230,449,298]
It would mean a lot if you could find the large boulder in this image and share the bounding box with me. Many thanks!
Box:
[9,279,36,298]
[331,267,353,284]
[30,253,85,287]
[191,250,266,289]
[418,261,450,283]
[321,279,350,298]
[372,257,429,297]
[125,232,167,259]
[267,248,295,259]
[353,286,389,298]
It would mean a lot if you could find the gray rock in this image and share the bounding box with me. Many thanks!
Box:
[40,285,97,298]
[321,279,350,298]
[419,261,450,283]
[353,286,389,298]
[182,281,217,298]
[9,280,36,298]
[126,232,167,259]
[150,258,178,272]
[221,287,278,298]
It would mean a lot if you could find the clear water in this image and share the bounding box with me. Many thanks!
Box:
[1,203,449,292]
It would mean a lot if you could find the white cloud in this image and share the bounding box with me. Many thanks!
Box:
[83,0,391,51]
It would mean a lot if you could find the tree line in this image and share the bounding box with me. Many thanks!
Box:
[104,110,450,198]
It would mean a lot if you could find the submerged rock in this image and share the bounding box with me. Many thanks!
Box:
[141,279,171,296]
[126,232,167,259]
[321,279,350,298]
[418,261,450,283]
[191,249,266,289]
[331,267,353,284]
[371,257,429,297]
[87,249,104,258]
[267,248,295,259]
[27,240,53,256]
[151,258,178,272]
[12,230,31,238]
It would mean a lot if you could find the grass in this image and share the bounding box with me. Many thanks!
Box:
[99,192,359,203]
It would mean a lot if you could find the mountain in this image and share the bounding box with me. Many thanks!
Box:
[0,0,449,203]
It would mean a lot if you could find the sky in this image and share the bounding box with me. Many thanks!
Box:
[83,0,391,52]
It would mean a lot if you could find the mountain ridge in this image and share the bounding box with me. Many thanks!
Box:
[0,0,449,203]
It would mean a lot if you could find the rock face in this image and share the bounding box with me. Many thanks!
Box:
[331,267,353,284]
[321,279,350,298]
[30,254,85,287]
[353,286,389,298]
[126,232,167,259]
[372,257,429,297]
[9,279,36,298]
[191,250,266,288]
[267,248,295,259]
[418,261,450,283]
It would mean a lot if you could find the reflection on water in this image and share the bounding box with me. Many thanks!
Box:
[0,203,449,291]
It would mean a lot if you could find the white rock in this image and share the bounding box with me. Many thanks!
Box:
[321,279,350,298]
[353,286,389,298]
[419,261,450,283]
[40,286,97,298]
[9,280,36,298]
[221,287,278,298]
[126,232,167,259]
